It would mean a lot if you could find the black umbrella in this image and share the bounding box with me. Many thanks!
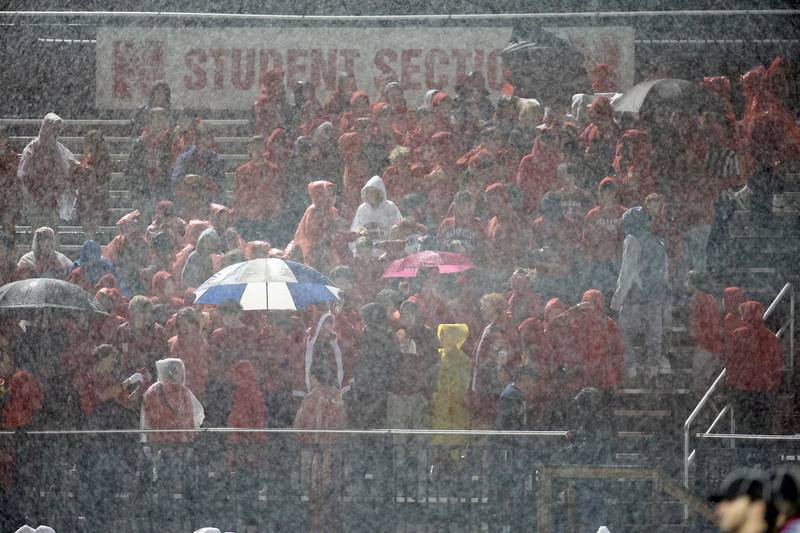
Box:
[613,78,725,116]
[0,278,107,317]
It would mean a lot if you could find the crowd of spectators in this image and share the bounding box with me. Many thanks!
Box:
[0,55,798,529]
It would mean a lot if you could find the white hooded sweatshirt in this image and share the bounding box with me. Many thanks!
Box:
[350,175,402,245]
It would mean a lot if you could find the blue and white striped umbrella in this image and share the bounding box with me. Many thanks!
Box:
[194,258,340,311]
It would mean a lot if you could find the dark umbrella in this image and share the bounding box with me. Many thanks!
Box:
[613,78,725,116]
[0,278,106,317]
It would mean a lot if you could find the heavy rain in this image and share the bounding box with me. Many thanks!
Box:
[0,2,799,532]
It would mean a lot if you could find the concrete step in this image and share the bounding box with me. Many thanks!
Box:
[0,118,252,137]
[11,135,253,155]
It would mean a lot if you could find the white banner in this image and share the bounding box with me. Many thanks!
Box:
[95,25,635,110]
[96,26,514,110]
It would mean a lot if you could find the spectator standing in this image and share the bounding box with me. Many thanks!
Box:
[17,112,78,230]
[611,207,671,381]
[0,127,22,234]
[126,108,174,216]
[141,358,204,443]
[76,130,113,238]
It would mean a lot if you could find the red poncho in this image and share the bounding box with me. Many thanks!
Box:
[227,360,267,444]
[726,301,782,392]
[516,130,561,213]
[234,158,282,221]
[168,333,210,399]
[293,181,341,266]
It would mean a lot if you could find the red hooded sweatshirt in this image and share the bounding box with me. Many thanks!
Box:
[293,181,341,267]
[516,128,561,213]
[726,301,782,392]
[691,290,723,354]
[227,360,267,444]
[234,156,282,222]
[484,182,530,267]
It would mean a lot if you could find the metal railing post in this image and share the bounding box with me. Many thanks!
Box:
[790,285,795,373]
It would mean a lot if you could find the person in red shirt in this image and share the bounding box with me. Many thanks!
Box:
[226,359,267,446]
[338,90,371,133]
[168,307,210,401]
[437,191,486,262]
[506,268,543,327]
[293,348,346,533]
[581,177,627,296]
[75,130,113,239]
[424,131,461,220]
[234,135,283,241]
[516,127,562,215]
[725,300,782,434]
[580,96,619,180]
[150,271,182,306]
[382,146,426,201]
[338,128,372,213]
[293,180,349,272]
[580,289,625,390]
[686,270,723,391]
[253,68,289,138]
[530,192,575,302]
[207,299,265,380]
[104,210,150,295]
[115,295,169,380]
[613,129,657,207]
[484,182,530,271]
[430,91,454,132]
[404,107,439,169]
[324,72,358,119]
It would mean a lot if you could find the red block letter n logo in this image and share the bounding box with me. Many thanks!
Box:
[113,40,166,100]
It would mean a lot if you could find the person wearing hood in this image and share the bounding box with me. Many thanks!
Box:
[350,175,402,248]
[15,226,72,280]
[349,303,401,429]
[302,313,345,396]
[430,324,472,467]
[339,90,371,133]
[516,127,562,215]
[725,300,781,435]
[181,227,221,289]
[293,343,346,533]
[171,122,226,203]
[125,107,174,216]
[581,177,627,297]
[293,180,349,271]
[382,146,426,202]
[172,219,211,283]
[104,210,150,294]
[611,206,671,381]
[67,239,128,296]
[141,358,204,443]
[254,68,290,138]
[18,112,79,230]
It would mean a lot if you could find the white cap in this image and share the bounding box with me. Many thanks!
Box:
[597,528,612,533]
[15,527,56,533]
[193,529,221,533]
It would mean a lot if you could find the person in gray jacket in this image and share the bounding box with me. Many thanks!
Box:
[610,206,671,381]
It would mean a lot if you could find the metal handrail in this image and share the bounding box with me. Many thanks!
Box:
[763,283,795,373]
[698,433,800,441]
[684,369,727,487]
[0,427,569,437]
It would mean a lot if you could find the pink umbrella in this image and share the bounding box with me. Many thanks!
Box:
[382,251,476,278]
